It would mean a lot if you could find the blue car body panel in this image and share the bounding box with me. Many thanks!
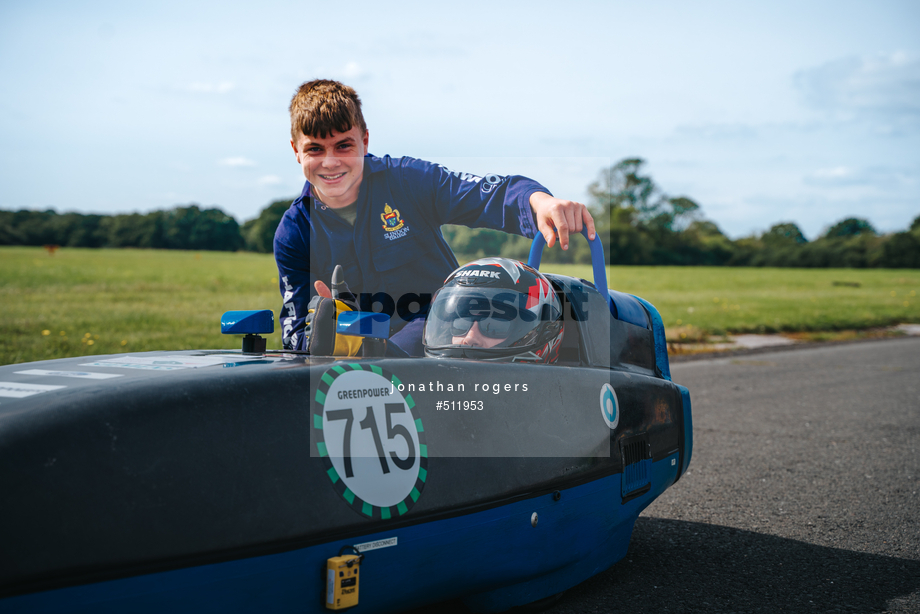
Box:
[1,233,691,613]
[5,455,680,614]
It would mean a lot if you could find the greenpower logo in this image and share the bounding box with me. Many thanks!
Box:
[314,364,428,519]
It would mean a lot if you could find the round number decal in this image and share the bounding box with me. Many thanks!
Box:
[600,383,619,429]
[313,364,427,519]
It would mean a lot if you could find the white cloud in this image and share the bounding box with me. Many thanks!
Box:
[808,166,856,183]
[187,81,235,94]
[804,165,916,188]
[343,61,367,80]
[312,61,370,83]
[257,175,282,185]
[795,52,920,130]
[673,123,759,141]
[220,157,257,167]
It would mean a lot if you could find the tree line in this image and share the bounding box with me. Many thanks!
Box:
[0,205,245,252]
[443,158,920,269]
[2,158,918,267]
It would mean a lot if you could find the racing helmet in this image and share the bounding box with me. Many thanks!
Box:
[423,258,564,363]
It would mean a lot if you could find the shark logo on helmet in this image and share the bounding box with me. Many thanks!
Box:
[448,258,527,284]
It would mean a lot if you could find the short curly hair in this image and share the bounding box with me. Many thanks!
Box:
[289,79,367,140]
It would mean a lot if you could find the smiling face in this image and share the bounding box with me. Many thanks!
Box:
[291,125,368,209]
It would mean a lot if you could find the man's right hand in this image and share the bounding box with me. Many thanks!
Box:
[303,295,363,356]
[529,191,596,251]
[303,267,363,355]
[303,279,332,351]
[314,280,332,298]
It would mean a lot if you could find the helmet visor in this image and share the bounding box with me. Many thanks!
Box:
[448,316,515,339]
[424,287,550,349]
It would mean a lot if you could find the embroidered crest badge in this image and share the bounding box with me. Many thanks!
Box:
[380,204,405,232]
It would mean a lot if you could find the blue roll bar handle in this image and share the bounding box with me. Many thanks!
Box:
[527,227,614,314]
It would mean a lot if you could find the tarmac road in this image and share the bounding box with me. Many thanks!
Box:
[418,337,920,614]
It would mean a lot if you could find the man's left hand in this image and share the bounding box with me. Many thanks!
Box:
[529,192,596,251]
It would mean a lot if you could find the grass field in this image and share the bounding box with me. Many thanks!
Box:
[1,246,918,366]
[1,247,281,366]
[549,263,920,342]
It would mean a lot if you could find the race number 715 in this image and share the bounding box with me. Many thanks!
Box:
[326,403,416,478]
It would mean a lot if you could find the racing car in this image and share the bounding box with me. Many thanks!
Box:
[0,230,692,613]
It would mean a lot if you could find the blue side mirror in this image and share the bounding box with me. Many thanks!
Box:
[221,310,274,335]
[221,310,274,353]
[336,312,390,339]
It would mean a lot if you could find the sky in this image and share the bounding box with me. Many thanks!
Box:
[1,0,918,240]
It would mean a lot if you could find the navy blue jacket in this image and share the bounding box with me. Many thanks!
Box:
[274,155,547,350]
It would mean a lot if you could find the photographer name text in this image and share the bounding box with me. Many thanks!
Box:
[391,381,528,394]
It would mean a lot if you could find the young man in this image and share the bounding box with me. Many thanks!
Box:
[274,79,594,356]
